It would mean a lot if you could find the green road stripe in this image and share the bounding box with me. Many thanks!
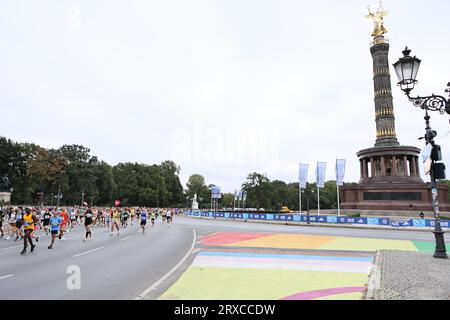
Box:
[413,241,450,253]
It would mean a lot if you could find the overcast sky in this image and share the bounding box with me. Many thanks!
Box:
[1,0,449,192]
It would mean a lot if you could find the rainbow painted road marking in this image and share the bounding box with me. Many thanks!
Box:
[159,232,448,300]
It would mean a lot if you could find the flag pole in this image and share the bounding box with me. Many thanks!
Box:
[299,185,302,214]
[337,184,340,217]
[317,184,320,216]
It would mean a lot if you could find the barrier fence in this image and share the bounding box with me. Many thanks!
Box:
[184,211,450,229]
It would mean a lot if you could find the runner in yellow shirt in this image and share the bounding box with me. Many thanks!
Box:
[110,208,120,236]
[21,208,37,254]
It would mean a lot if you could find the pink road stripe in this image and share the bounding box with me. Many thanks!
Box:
[282,287,367,300]
[200,232,272,246]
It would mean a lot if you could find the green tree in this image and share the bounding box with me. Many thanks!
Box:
[186,174,210,208]
[221,193,235,208]
[159,160,184,206]
[242,173,271,210]
[92,161,116,206]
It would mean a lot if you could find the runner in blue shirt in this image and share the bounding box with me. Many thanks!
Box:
[140,209,147,234]
[48,211,62,249]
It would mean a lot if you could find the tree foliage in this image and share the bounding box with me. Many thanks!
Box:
[0,137,184,207]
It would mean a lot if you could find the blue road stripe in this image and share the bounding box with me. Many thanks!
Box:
[198,251,373,262]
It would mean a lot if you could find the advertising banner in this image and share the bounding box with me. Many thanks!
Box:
[299,163,309,188]
[316,162,327,188]
[336,159,346,186]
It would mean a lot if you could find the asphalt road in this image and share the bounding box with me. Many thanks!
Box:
[0,219,194,300]
[0,215,439,299]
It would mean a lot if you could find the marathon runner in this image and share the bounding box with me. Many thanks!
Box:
[111,208,120,236]
[161,209,167,223]
[166,208,172,225]
[21,208,38,254]
[42,209,52,236]
[69,208,77,230]
[139,208,147,234]
[104,209,111,231]
[59,209,68,240]
[130,207,135,226]
[121,209,129,228]
[150,210,156,226]
[15,208,24,241]
[0,207,4,238]
[83,207,93,242]
[6,209,17,240]
[30,208,40,243]
[48,210,62,249]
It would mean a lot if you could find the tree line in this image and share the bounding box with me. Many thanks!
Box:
[185,172,350,211]
[0,137,184,207]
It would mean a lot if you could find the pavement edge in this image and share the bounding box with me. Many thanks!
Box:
[365,250,383,300]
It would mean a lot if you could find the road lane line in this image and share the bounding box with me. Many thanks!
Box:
[0,274,14,280]
[135,229,197,300]
[121,236,133,241]
[72,246,104,258]
[0,245,22,252]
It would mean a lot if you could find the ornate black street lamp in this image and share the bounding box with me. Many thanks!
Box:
[394,47,450,259]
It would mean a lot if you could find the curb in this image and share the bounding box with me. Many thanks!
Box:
[365,251,382,300]
[134,229,197,300]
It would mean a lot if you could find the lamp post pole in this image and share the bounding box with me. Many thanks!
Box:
[394,47,450,259]
[56,185,61,208]
[423,112,447,258]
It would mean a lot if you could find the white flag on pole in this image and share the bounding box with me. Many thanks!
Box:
[336,159,346,186]
[316,162,327,188]
[299,163,309,188]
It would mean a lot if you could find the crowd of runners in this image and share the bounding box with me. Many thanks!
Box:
[0,206,181,254]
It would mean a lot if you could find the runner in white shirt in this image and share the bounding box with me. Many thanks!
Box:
[166,209,172,225]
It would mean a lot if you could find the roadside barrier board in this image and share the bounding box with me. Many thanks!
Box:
[184,211,450,229]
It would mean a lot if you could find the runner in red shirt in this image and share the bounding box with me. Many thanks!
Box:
[59,209,69,240]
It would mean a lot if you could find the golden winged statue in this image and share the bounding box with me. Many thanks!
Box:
[366,1,388,37]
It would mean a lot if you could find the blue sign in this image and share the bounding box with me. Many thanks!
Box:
[413,219,426,227]
[391,219,413,227]
[317,216,326,223]
[326,216,338,224]
[213,212,225,218]
[338,217,348,224]
[249,214,267,220]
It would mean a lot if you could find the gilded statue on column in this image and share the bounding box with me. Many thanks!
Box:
[366,1,388,37]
